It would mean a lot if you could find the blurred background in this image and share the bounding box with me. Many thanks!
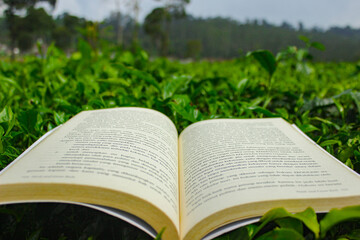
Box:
[1,1,360,240]
[0,0,359,61]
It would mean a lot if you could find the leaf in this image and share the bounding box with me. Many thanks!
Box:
[169,95,202,123]
[251,208,291,238]
[169,102,202,123]
[172,94,191,106]
[275,218,303,235]
[320,140,342,147]
[320,205,360,238]
[56,72,68,84]
[350,92,360,113]
[18,109,38,134]
[122,65,161,92]
[0,106,15,136]
[298,124,319,133]
[251,207,319,239]
[311,117,340,130]
[275,108,289,120]
[345,159,354,169]
[299,35,310,44]
[338,147,354,162]
[0,76,23,93]
[292,207,319,238]
[97,78,131,87]
[302,89,352,112]
[235,78,249,95]
[54,112,66,125]
[256,228,305,240]
[248,106,279,117]
[310,42,325,51]
[162,75,191,100]
[0,106,14,123]
[154,227,166,240]
[247,50,277,77]
[332,98,345,120]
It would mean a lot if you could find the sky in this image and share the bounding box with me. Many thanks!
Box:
[37,0,360,30]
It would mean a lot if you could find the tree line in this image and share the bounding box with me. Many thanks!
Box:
[0,1,359,61]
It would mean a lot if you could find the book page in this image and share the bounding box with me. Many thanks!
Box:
[0,108,179,231]
[178,118,360,237]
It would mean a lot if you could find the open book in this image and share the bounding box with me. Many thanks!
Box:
[0,107,359,240]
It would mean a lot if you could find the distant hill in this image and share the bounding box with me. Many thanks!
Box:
[1,12,360,61]
[139,16,360,61]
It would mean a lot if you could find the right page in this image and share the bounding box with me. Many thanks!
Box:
[178,118,360,240]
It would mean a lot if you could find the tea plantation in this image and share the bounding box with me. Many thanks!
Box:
[0,42,359,239]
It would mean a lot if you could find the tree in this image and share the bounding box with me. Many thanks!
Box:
[144,0,190,56]
[2,0,56,57]
[52,13,86,51]
[144,7,170,56]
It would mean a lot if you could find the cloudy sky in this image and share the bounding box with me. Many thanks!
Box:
[49,0,360,29]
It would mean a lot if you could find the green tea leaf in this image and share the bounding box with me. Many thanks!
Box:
[332,98,345,120]
[18,109,38,134]
[248,106,279,117]
[247,50,277,77]
[97,78,131,87]
[275,108,289,120]
[235,78,248,95]
[0,106,15,136]
[320,205,360,238]
[299,35,310,44]
[162,75,191,100]
[310,42,325,51]
[320,140,342,147]
[345,159,354,169]
[0,106,14,123]
[0,76,23,93]
[169,102,202,123]
[275,218,303,235]
[299,124,319,133]
[54,112,66,125]
[292,207,319,238]
[251,208,290,238]
[252,207,319,239]
[154,227,165,240]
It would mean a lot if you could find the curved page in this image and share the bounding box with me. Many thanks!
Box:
[0,108,179,239]
[179,118,360,239]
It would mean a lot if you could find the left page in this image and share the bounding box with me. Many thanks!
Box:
[0,107,179,240]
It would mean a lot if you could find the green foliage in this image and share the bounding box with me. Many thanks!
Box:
[247,50,277,78]
[0,41,359,239]
[3,0,57,55]
[218,206,360,240]
[320,206,360,238]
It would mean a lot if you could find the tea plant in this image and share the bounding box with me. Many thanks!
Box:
[0,41,359,239]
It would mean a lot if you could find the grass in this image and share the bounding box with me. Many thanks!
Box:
[0,41,359,239]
